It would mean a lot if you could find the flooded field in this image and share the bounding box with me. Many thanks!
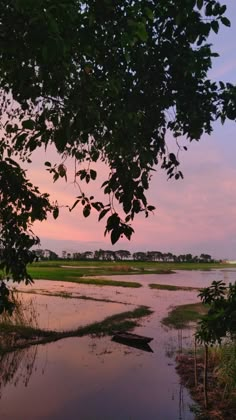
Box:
[1,269,235,419]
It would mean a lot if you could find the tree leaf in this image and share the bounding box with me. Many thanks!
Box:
[221,17,231,27]
[85,174,90,183]
[53,207,59,219]
[92,201,103,211]
[144,7,154,21]
[111,228,121,245]
[211,20,219,34]
[83,205,91,218]
[197,0,203,10]
[22,119,35,130]
[98,208,110,221]
[53,172,59,182]
[90,169,97,180]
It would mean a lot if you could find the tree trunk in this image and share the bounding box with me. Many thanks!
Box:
[194,337,198,387]
[203,344,208,408]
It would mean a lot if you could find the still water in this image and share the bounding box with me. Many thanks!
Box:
[1,269,235,419]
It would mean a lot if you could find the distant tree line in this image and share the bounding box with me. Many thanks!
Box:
[35,249,217,263]
[34,249,59,261]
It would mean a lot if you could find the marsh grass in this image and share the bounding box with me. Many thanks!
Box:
[162,302,208,329]
[0,291,38,329]
[0,291,40,353]
[149,284,200,292]
[211,341,236,399]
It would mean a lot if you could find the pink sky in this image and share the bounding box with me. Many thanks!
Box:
[30,1,236,259]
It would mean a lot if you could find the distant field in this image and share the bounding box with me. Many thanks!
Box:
[30,260,236,271]
[27,261,175,280]
[25,260,236,285]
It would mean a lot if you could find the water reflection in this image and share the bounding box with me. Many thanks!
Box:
[112,336,154,352]
[15,292,134,331]
[0,335,194,419]
[0,346,38,399]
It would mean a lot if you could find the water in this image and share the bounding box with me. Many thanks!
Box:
[20,292,133,331]
[0,335,194,419]
[1,269,235,419]
[92,268,236,289]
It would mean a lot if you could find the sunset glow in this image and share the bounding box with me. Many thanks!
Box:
[30,1,236,259]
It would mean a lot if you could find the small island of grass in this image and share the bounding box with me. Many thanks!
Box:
[161,302,208,329]
[149,283,200,292]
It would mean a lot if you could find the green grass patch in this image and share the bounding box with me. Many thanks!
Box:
[28,267,86,280]
[26,267,142,287]
[68,277,142,288]
[0,306,153,354]
[149,283,201,292]
[162,302,208,329]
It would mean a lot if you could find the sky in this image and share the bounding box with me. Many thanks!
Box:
[29,1,236,259]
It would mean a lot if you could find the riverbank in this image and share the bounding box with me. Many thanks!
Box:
[162,301,236,418]
[176,349,236,419]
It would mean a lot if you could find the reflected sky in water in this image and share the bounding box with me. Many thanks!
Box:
[20,293,133,331]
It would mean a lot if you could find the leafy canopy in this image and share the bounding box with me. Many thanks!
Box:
[196,280,236,345]
[0,0,236,286]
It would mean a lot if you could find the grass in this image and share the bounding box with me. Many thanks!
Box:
[26,265,175,281]
[209,342,236,400]
[26,266,142,287]
[25,267,142,287]
[0,305,153,354]
[149,283,201,292]
[162,302,208,329]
